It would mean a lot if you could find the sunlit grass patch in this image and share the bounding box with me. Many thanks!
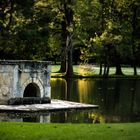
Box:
[122,67,140,75]
[51,65,140,77]
[51,65,60,73]
[0,122,140,140]
[74,65,96,76]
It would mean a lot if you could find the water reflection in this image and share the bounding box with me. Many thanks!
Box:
[0,112,50,123]
[51,78,140,123]
[0,110,99,123]
[0,78,140,123]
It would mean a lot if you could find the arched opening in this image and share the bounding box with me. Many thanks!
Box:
[24,83,40,97]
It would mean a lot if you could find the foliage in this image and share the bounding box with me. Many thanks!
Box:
[0,0,52,60]
[0,0,140,76]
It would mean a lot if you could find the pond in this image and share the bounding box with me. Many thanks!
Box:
[51,78,140,123]
[0,78,140,123]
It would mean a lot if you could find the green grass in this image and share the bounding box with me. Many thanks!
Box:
[0,122,140,140]
[51,65,140,77]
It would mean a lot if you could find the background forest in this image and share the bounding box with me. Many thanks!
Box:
[0,0,140,77]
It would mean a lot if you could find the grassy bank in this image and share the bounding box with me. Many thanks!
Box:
[0,122,140,140]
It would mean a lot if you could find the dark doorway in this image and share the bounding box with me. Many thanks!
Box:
[24,83,40,97]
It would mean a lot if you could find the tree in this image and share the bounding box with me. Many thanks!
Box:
[74,0,101,63]
[116,0,140,75]
[130,0,140,75]
[16,0,52,59]
[0,0,35,59]
[0,0,52,60]
[79,0,124,76]
[51,0,74,77]
[0,0,16,59]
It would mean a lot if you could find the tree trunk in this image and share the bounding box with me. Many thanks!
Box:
[65,33,73,77]
[115,54,123,75]
[103,62,110,77]
[99,63,103,75]
[114,47,123,75]
[59,59,66,73]
[103,63,107,76]
[115,62,123,75]
[131,5,137,76]
[59,0,74,77]
[65,52,73,77]
[103,47,109,77]
[59,20,67,73]
[106,64,110,76]
[133,64,137,76]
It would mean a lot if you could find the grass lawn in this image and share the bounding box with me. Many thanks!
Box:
[51,65,140,77]
[0,122,140,140]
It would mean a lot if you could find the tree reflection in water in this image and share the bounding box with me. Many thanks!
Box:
[51,78,140,123]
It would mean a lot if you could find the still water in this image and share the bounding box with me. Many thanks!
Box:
[0,78,140,123]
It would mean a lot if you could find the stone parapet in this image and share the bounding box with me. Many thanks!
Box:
[0,60,51,104]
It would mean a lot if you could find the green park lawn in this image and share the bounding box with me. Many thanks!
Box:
[51,65,140,77]
[0,122,140,140]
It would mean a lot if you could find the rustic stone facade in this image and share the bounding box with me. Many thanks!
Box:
[0,60,51,104]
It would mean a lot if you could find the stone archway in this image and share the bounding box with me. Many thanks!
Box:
[24,83,40,97]
[22,78,44,98]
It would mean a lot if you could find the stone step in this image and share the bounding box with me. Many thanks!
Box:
[8,97,51,105]
[0,99,98,112]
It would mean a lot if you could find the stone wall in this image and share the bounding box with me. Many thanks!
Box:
[0,60,51,104]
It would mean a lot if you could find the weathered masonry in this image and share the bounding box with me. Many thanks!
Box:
[0,60,51,105]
